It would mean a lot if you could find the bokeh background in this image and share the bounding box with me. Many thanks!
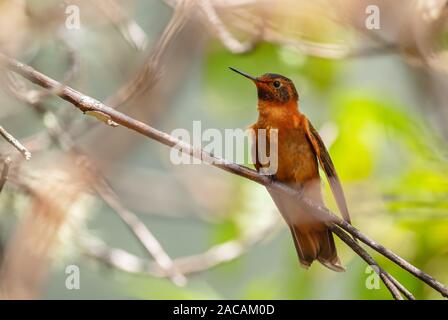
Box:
[0,0,447,299]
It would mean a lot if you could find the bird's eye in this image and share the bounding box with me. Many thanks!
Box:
[273,80,281,88]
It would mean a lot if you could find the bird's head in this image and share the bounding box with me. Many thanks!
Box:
[229,67,299,108]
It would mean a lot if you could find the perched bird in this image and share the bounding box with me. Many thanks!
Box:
[230,67,352,272]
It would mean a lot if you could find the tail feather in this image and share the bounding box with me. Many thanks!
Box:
[268,187,345,272]
[290,224,345,272]
[288,226,313,269]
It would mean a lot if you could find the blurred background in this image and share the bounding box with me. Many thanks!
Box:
[0,0,447,299]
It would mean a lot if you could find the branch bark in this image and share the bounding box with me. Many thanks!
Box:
[0,126,31,160]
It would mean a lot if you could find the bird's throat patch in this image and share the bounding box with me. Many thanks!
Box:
[257,86,290,104]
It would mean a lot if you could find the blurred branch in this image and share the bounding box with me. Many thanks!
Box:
[107,0,195,107]
[59,32,81,84]
[264,32,398,59]
[82,214,280,276]
[198,0,259,54]
[0,126,31,160]
[12,32,80,104]
[92,0,148,51]
[114,0,260,111]
[166,0,399,59]
[0,163,85,299]
[93,178,187,286]
[152,215,280,276]
[2,53,447,299]
[84,215,411,300]
[0,157,11,194]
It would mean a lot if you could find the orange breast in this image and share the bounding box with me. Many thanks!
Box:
[273,126,319,183]
[253,123,319,185]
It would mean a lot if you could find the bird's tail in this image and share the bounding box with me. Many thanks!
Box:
[289,223,345,272]
[267,184,345,272]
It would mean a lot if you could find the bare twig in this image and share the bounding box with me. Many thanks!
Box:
[330,226,405,300]
[2,53,447,298]
[0,127,31,160]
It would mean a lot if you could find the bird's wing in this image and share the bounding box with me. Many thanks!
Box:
[304,117,352,224]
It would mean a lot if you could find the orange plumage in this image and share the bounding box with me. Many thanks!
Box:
[230,67,352,271]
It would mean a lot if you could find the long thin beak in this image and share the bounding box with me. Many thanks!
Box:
[229,67,257,82]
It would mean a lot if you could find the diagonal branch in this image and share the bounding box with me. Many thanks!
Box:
[332,217,445,297]
[1,53,447,299]
[0,126,31,160]
[330,226,411,300]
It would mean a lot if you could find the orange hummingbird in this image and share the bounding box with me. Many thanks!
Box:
[230,67,352,271]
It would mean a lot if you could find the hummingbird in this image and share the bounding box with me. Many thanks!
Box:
[230,67,352,271]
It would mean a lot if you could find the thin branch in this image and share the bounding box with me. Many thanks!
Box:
[82,215,280,277]
[264,31,398,59]
[81,237,152,275]
[198,0,258,54]
[92,0,148,51]
[331,217,447,297]
[2,53,447,298]
[107,0,194,107]
[0,157,11,194]
[388,274,416,300]
[330,226,405,300]
[0,127,31,160]
[151,215,280,276]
